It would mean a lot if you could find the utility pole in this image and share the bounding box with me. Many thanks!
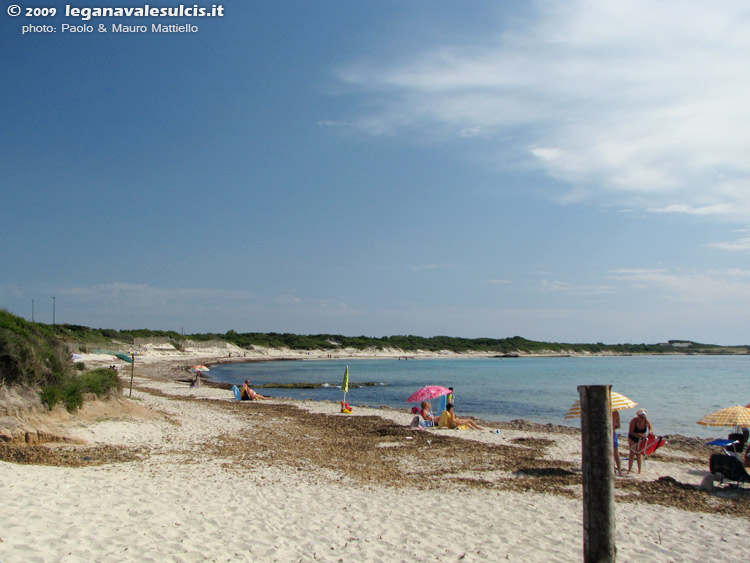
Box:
[52,296,56,326]
[31,299,35,322]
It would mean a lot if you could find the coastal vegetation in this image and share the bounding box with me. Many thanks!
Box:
[0,310,123,411]
[31,316,750,355]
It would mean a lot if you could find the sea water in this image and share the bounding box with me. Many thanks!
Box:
[208,355,750,438]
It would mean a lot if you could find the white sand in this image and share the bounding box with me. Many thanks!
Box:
[1,352,749,562]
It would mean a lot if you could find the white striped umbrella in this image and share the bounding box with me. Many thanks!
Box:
[565,391,637,419]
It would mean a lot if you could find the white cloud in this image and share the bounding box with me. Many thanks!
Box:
[274,294,302,304]
[459,126,481,138]
[337,0,750,221]
[707,236,750,251]
[607,268,750,304]
[540,279,614,295]
[650,204,739,216]
[317,120,351,128]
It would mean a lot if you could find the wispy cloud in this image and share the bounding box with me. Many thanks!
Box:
[317,119,352,128]
[336,1,750,221]
[607,268,750,303]
[707,236,750,251]
[409,263,461,272]
[58,283,254,304]
[540,279,614,295]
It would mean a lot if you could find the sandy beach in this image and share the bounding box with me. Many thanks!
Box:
[1,346,749,562]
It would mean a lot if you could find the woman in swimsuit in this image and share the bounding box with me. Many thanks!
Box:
[627,409,653,473]
[420,401,440,425]
[241,379,270,401]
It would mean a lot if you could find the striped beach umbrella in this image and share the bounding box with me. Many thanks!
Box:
[564,391,637,419]
[697,405,750,427]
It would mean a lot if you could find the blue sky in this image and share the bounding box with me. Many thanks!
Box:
[3,1,750,344]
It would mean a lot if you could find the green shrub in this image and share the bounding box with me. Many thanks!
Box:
[39,368,122,412]
[61,379,83,412]
[79,368,122,395]
[39,384,63,410]
[0,309,73,387]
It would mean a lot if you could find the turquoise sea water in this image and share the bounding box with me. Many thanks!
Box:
[208,355,750,439]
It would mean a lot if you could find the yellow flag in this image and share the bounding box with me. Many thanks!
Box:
[342,365,349,393]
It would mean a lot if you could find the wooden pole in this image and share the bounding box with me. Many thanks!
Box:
[579,384,616,562]
[129,352,135,398]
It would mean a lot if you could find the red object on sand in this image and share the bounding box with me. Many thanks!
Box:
[643,434,666,455]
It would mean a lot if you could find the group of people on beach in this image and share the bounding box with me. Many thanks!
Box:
[417,399,483,430]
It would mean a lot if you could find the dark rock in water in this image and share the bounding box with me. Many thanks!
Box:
[259,381,384,389]
[261,383,322,389]
[493,354,519,358]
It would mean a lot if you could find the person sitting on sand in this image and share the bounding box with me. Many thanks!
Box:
[420,401,440,425]
[438,403,482,430]
[241,380,270,401]
[627,409,653,473]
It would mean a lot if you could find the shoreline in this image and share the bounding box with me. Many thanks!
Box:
[78,346,740,440]
[2,352,749,561]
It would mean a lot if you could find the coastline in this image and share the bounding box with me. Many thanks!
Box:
[75,344,748,438]
[1,350,749,561]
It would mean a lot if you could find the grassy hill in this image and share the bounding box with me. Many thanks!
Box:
[0,309,73,388]
[0,310,121,412]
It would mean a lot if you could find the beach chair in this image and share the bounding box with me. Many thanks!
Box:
[630,434,666,465]
[709,453,750,488]
[726,428,749,455]
[407,409,435,428]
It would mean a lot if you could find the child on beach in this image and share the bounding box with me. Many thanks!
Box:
[612,410,622,476]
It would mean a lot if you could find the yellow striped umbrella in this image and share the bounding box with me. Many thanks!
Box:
[564,391,637,419]
[697,405,750,427]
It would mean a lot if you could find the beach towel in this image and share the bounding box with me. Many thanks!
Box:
[438,411,451,428]
[232,385,241,401]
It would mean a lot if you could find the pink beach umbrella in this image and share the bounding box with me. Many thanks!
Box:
[406,385,452,403]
